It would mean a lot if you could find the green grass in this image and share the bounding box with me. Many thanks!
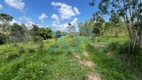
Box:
[94,35,129,44]
[87,45,136,80]
[0,39,90,80]
[0,35,141,80]
[86,36,141,80]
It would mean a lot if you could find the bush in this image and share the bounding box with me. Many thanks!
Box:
[104,41,138,54]
[136,50,142,72]
[28,48,36,53]
[33,36,43,43]
[0,34,6,45]
[19,47,26,54]
[104,42,121,52]
[118,42,129,54]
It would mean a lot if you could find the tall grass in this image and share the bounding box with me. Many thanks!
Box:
[86,43,139,80]
[0,39,90,80]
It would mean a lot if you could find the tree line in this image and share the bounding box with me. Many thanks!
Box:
[0,13,53,45]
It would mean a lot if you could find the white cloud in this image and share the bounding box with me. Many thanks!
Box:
[19,16,49,29]
[25,21,35,28]
[0,19,21,25]
[52,14,59,22]
[10,19,22,25]
[10,19,35,30]
[51,18,78,32]
[20,16,31,22]
[74,7,80,15]
[19,16,35,28]
[38,13,48,22]
[52,14,60,24]
[51,2,80,20]
[5,0,25,10]
[51,23,68,31]
[0,4,3,9]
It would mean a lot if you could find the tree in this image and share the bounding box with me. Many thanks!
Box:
[109,12,121,36]
[31,24,40,36]
[79,16,105,36]
[94,16,105,35]
[30,24,41,42]
[79,18,95,36]
[89,0,142,53]
[39,27,52,40]
[46,28,52,39]
[10,23,28,44]
[56,30,62,38]
[0,13,13,34]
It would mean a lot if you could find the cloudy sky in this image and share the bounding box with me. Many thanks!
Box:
[0,0,100,31]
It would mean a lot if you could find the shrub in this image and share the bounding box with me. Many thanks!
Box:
[19,47,26,54]
[104,42,120,52]
[136,50,142,72]
[33,36,43,43]
[0,34,6,45]
[6,52,19,60]
[118,42,129,54]
[28,48,36,53]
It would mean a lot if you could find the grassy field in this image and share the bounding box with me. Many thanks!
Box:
[0,36,141,80]
[0,37,90,80]
[86,36,141,80]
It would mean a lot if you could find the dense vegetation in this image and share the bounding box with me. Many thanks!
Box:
[0,0,142,80]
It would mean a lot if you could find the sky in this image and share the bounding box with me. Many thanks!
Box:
[0,0,100,31]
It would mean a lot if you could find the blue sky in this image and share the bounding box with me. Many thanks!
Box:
[0,0,102,31]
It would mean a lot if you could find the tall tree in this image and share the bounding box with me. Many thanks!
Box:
[10,23,28,44]
[90,0,142,53]
[109,12,121,36]
[0,13,13,34]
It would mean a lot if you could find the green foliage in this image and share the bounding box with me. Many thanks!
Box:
[0,13,13,34]
[30,24,40,41]
[109,12,121,27]
[18,47,26,54]
[118,42,129,54]
[79,16,105,36]
[10,23,28,43]
[104,41,131,55]
[89,0,142,52]
[79,27,91,36]
[56,30,62,38]
[30,24,52,42]
[136,50,142,72]
[39,28,52,40]
[0,13,13,22]
[95,36,129,44]
[104,42,120,52]
[28,48,36,53]
[0,34,6,45]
